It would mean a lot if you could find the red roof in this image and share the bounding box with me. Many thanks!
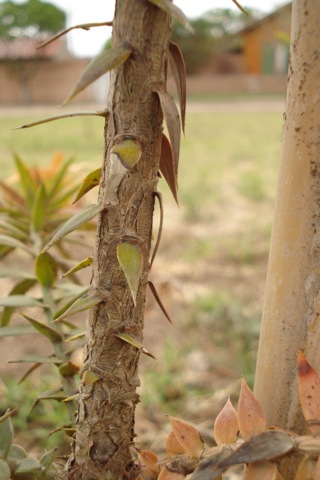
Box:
[0,36,63,60]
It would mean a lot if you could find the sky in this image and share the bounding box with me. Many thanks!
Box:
[2,0,290,57]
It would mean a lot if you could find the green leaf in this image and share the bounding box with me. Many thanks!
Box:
[115,332,156,359]
[111,138,142,169]
[117,241,143,305]
[0,235,32,255]
[21,314,63,343]
[83,370,100,385]
[0,411,13,459]
[53,286,89,319]
[0,278,37,327]
[0,295,43,309]
[8,356,62,364]
[14,457,43,477]
[147,0,193,32]
[31,183,46,232]
[8,444,28,461]
[40,447,57,473]
[14,154,37,209]
[61,257,93,278]
[0,325,35,337]
[42,204,101,253]
[0,459,10,479]
[66,331,85,342]
[35,252,57,288]
[54,294,102,322]
[73,168,101,204]
[63,46,132,104]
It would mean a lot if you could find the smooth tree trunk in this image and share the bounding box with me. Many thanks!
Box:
[68,2,171,478]
[254,0,320,476]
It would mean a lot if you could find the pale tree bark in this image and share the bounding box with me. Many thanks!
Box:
[254,0,320,477]
[68,1,171,478]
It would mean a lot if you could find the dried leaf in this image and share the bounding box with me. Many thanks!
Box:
[117,242,143,305]
[158,465,186,479]
[73,168,101,204]
[147,281,173,324]
[315,455,320,480]
[189,448,230,480]
[295,435,320,455]
[61,257,93,278]
[64,46,132,104]
[15,110,108,129]
[37,21,112,49]
[154,87,181,175]
[231,0,249,15]
[295,456,317,480]
[115,333,156,359]
[147,0,193,32]
[42,203,101,253]
[168,416,204,458]
[217,431,295,468]
[54,294,102,322]
[166,430,185,457]
[82,370,100,385]
[59,361,80,377]
[238,378,266,440]
[137,449,158,474]
[245,461,277,480]
[298,350,320,435]
[31,183,46,232]
[149,192,164,270]
[21,313,62,343]
[169,42,186,133]
[159,134,178,204]
[213,397,239,445]
[35,252,57,288]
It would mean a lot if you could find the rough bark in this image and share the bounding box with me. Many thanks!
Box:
[254,0,320,476]
[69,1,171,478]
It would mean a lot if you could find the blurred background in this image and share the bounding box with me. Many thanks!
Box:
[0,0,290,461]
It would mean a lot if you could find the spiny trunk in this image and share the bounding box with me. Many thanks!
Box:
[69,2,171,478]
[254,0,320,477]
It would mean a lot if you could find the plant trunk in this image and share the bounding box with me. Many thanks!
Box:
[68,2,171,478]
[254,0,320,476]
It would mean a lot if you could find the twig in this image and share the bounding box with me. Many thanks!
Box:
[37,21,113,49]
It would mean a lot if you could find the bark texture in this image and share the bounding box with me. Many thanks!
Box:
[69,2,171,478]
[254,1,320,476]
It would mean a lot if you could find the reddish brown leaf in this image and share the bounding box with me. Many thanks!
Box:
[298,350,320,435]
[160,134,178,204]
[149,192,164,270]
[168,416,204,459]
[238,378,266,441]
[213,397,239,445]
[166,430,185,457]
[147,281,173,324]
[136,449,159,474]
[169,42,186,133]
[154,87,181,175]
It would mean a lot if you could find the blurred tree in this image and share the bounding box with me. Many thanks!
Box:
[172,7,261,74]
[0,0,65,38]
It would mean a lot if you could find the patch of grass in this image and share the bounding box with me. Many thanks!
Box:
[237,168,267,202]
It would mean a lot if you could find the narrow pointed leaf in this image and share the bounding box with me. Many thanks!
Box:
[168,416,204,458]
[59,361,80,376]
[40,447,57,472]
[18,363,41,384]
[53,286,89,319]
[63,394,79,403]
[166,430,185,457]
[245,461,278,480]
[35,252,57,288]
[217,431,295,468]
[298,350,320,435]
[42,203,101,253]
[0,325,35,337]
[137,449,159,474]
[73,168,101,204]
[83,370,100,385]
[147,281,173,324]
[0,278,37,327]
[117,242,143,305]
[169,42,186,133]
[64,46,132,104]
[232,0,249,15]
[15,110,108,129]
[0,294,43,308]
[0,180,25,206]
[0,269,35,280]
[8,356,62,364]
[160,133,178,204]
[54,294,102,322]
[115,332,156,359]
[66,331,86,342]
[238,378,266,441]
[149,192,164,269]
[14,154,36,208]
[147,0,193,32]
[31,183,46,232]
[213,397,239,445]
[61,257,93,278]
[21,313,62,343]
[0,410,13,458]
[0,234,32,255]
[154,87,181,174]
